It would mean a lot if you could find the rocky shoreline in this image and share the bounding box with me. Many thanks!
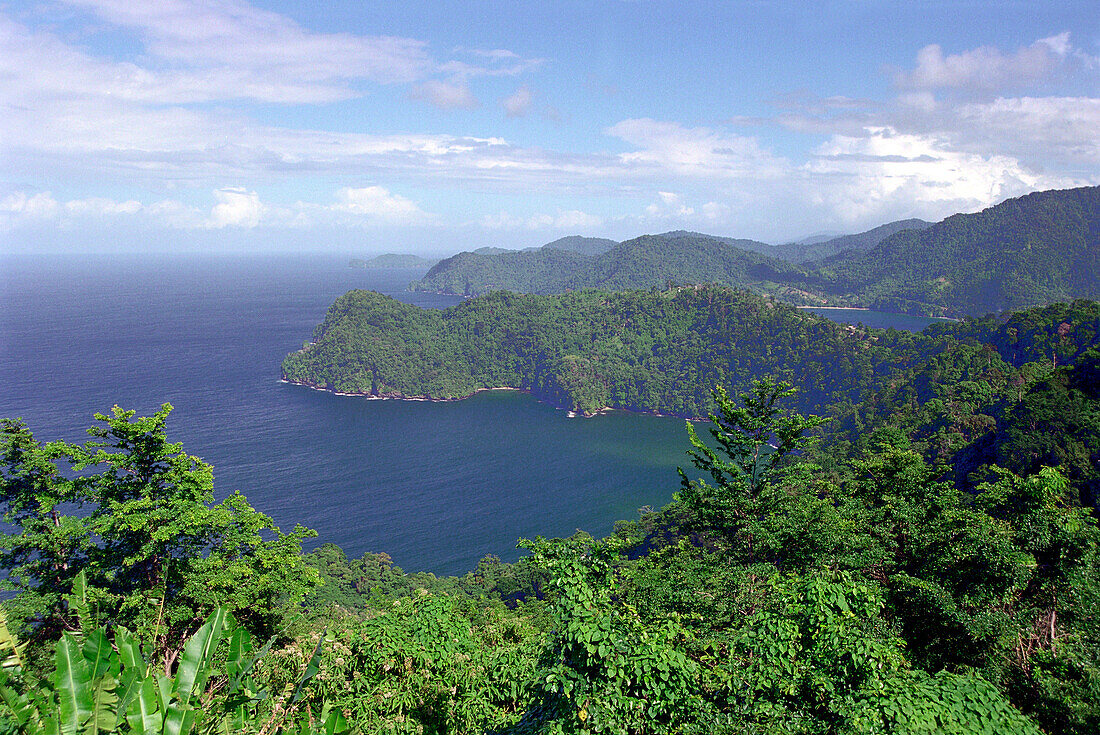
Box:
[279,377,702,421]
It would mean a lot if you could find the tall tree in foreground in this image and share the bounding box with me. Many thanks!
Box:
[0,405,318,671]
[677,378,830,564]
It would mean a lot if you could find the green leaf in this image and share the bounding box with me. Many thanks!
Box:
[65,571,93,633]
[124,678,163,734]
[87,674,119,735]
[82,628,116,681]
[114,627,146,678]
[174,607,230,705]
[0,610,26,671]
[54,634,93,735]
[289,633,327,706]
[162,702,196,735]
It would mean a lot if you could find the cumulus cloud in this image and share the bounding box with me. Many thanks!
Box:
[954,96,1100,166]
[895,33,1075,92]
[1,191,61,221]
[0,186,435,232]
[503,86,534,117]
[208,187,266,228]
[64,198,143,217]
[303,186,431,225]
[646,191,694,217]
[802,126,1072,225]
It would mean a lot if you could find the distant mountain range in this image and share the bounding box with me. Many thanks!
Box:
[403,185,1100,317]
[774,219,933,263]
[350,254,440,269]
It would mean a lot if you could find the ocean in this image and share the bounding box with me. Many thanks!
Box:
[2,253,692,576]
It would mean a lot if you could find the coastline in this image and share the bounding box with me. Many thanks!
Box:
[280,377,704,421]
[796,305,870,311]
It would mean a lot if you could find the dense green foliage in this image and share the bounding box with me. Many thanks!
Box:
[408,222,929,302]
[412,232,806,299]
[286,280,1095,415]
[0,406,319,668]
[413,248,592,297]
[283,285,929,416]
[8,272,1100,732]
[564,233,806,294]
[6,357,1100,732]
[0,601,349,734]
[800,186,1100,316]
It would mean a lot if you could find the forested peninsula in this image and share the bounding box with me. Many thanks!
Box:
[282,283,1093,411]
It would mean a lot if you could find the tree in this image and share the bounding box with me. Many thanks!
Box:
[676,378,829,556]
[0,405,318,670]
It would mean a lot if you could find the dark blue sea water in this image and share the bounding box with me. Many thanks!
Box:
[1,255,946,576]
[1,254,691,576]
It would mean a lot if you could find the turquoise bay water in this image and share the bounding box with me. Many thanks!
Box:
[1,254,945,576]
[800,307,951,330]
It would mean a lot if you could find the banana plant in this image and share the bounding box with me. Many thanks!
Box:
[0,585,350,735]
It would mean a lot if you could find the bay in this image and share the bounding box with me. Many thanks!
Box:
[1,254,945,577]
[0,253,687,577]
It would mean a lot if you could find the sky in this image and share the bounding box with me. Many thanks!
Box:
[1,0,1099,255]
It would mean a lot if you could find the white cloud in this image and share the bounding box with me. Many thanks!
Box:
[410,79,478,110]
[646,191,694,217]
[700,202,729,222]
[64,198,143,216]
[1,191,61,220]
[55,0,432,102]
[0,186,434,232]
[144,199,207,229]
[954,96,1100,166]
[440,49,546,78]
[304,186,430,226]
[606,119,785,178]
[480,209,603,231]
[207,187,266,228]
[803,126,1072,225]
[895,33,1076,92]
[503,86,534,117]
[549,210,603,229]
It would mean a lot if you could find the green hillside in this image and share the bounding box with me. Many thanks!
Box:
[807,186,1100,316]
[566,233,806,293]
[541,235,618,255]
[777,218,932,263]
[410,247,592,296]
[411,232,807,298]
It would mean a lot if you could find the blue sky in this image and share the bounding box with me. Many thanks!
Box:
[2,0,1098,254]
